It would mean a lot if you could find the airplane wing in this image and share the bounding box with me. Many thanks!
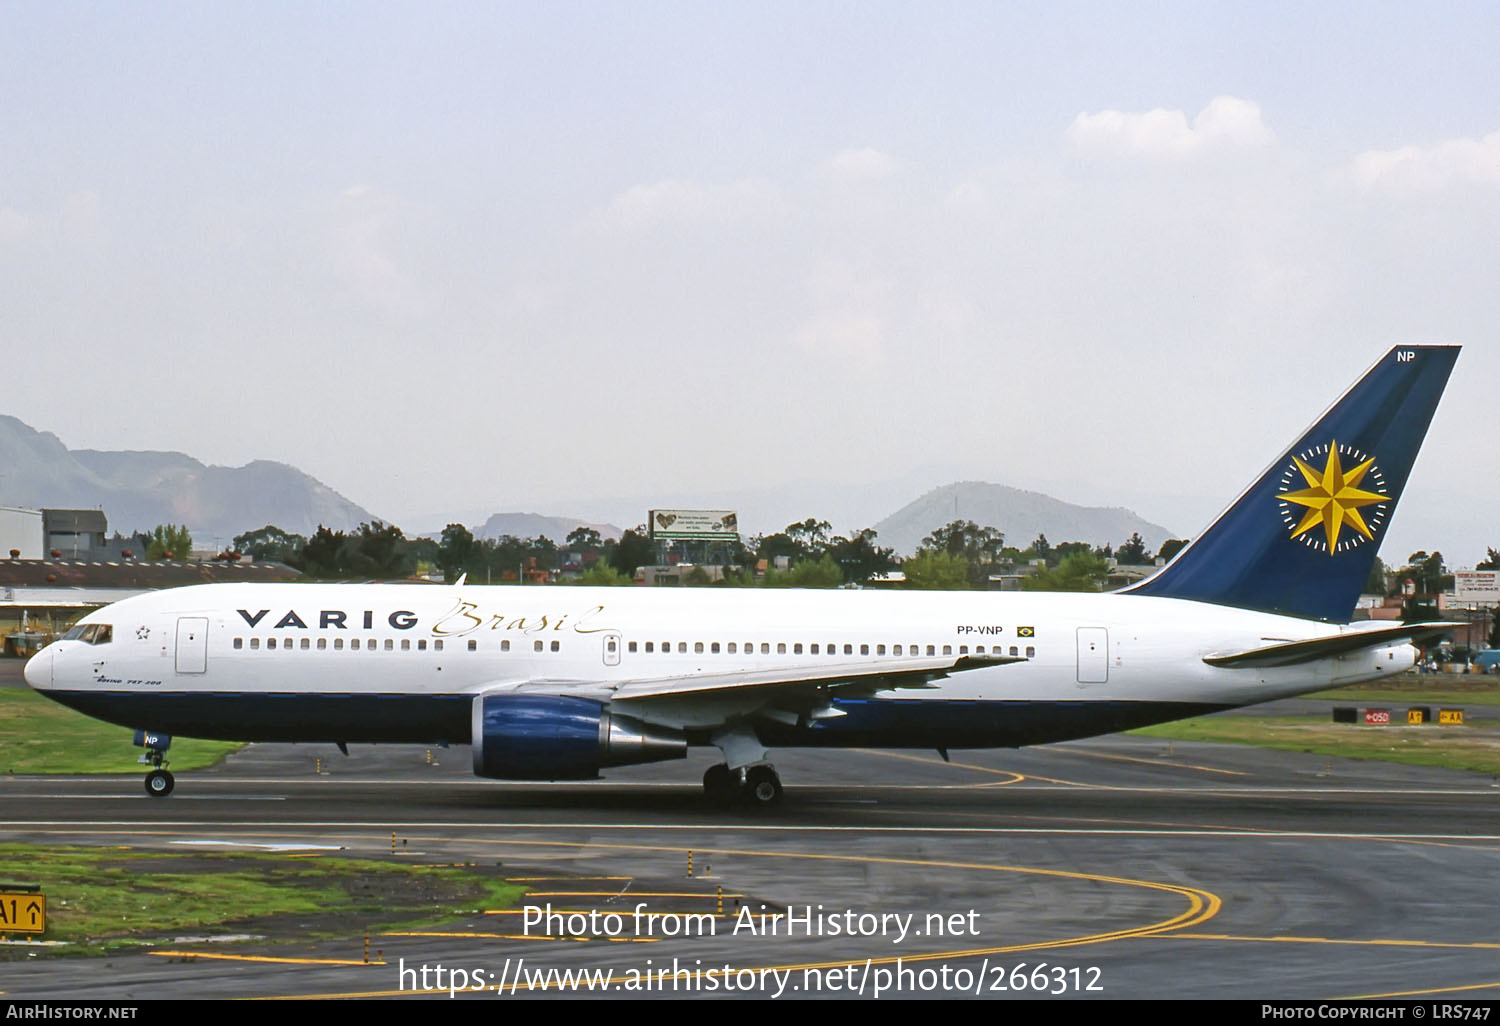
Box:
[1203,621,1463,668]
[480,653,1022,703]
[609,652,1021,700]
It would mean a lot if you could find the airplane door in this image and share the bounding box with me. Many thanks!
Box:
[175,617,208,674]
[602,632,622,667]
[1076,627,1108,686]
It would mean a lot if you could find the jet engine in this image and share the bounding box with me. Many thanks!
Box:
[471,694,686,780]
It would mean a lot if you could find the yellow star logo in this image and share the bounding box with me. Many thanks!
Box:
[1280,442,1389,555]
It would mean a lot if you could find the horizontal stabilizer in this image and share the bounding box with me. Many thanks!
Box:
[1203,622,1462,668]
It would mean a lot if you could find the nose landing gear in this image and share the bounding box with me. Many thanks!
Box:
[134,730,174,798]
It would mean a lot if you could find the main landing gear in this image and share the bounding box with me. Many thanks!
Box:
[703,763,783,808]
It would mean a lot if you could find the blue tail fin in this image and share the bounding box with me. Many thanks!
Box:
[1128,345,1459,622]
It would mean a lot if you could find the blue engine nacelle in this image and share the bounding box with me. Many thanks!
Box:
[471,694,686,780]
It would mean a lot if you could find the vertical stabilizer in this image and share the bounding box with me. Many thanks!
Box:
[1128,346,1459,622]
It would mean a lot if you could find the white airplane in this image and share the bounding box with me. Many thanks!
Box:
[24,346,1461,805]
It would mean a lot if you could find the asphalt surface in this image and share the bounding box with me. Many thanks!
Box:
[1,657,1498,1001]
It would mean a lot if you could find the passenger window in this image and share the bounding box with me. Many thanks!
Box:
[233,638,243,650]
[976,645,985,654]
[926,645,935,656]
[810,643,819,655]
[333,638,343,650]
[942,645,952,655]
[434,640,444,652]
[876,644,886,656]
[1026,646,1035,658]
[351,639,360,651]
[777,643,786,654]
[302,638,311,650]
[501,639,510,652]
[534,640,543,652]
[467,639,477,651]
[267,637,277,650]
[678,642,687,653]
[893,644,902,656]
[695,642,704,654]
[385,639,394,651]
[711,642,720,654]
[550,640,560,652]
[728,642,736,654]
[1009,646,1018,657]
[628,641,637,653]
[645,642,654,653]
[959,645,968,655]
[793,643,802,655]
[859,644,868,656]
[401,639,410,651]
[250,638,260,650]
[417,639,427,651]
[760,643,770,655]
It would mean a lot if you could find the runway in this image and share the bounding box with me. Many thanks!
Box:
[2,727,1499,1000]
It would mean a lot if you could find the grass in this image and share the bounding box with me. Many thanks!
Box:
[0,844,525,956]
[1305,672,1500,705]
[0,688,241,774]
[1132,715,1500,775]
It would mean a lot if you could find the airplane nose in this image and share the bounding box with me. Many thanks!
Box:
[23,647,52,690]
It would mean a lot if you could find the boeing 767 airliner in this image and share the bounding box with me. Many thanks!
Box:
[24,346,1460,805]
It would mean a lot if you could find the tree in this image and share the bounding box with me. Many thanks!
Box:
[919,520,1006,588]
[232,525,305,563]
[146,524,193,561]
[760,554,843,589]
[1115,532,1150,565]
[756,518,832,564]
[1365,556,1390,595]
[1022,551,1109,592]
[901,550,970,590]
[437,523,477,583]
[609,527,655,578]
[826,528,896,585]
[568,560,632,586]
[566,526,604,553]
[1157,538,1189,564]
[1477,548,1500,571]
[1029,534,1052,563]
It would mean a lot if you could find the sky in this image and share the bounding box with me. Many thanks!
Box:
[2,1,1497,566]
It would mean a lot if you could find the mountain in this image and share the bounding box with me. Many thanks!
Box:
[472,513,623,545]
[874,481,1176,556]
[0,415,376,542]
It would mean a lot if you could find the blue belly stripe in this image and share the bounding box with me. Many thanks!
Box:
[39,690,1231,750]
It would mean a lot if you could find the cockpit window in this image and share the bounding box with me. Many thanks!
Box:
[69,624,113,645]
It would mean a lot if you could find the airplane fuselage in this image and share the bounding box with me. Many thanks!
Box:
[25,582,1414,753]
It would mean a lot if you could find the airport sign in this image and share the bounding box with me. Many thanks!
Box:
[0,890,45,934]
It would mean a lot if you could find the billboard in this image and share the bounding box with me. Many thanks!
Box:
[649,510,740,541]
[1454,571,1500,604]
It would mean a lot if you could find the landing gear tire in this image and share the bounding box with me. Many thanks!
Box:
[144,769,175,798]
[703,764,737,804]
[741,765,783,807]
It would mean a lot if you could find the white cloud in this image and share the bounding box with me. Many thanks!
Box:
[820,147,904,181]
[0,207,31,243]
[1067,96,1274,159]
[604,178,782,231]
[792,308,886,363]
[1349,131,1500,192]
[326,185,426,314]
